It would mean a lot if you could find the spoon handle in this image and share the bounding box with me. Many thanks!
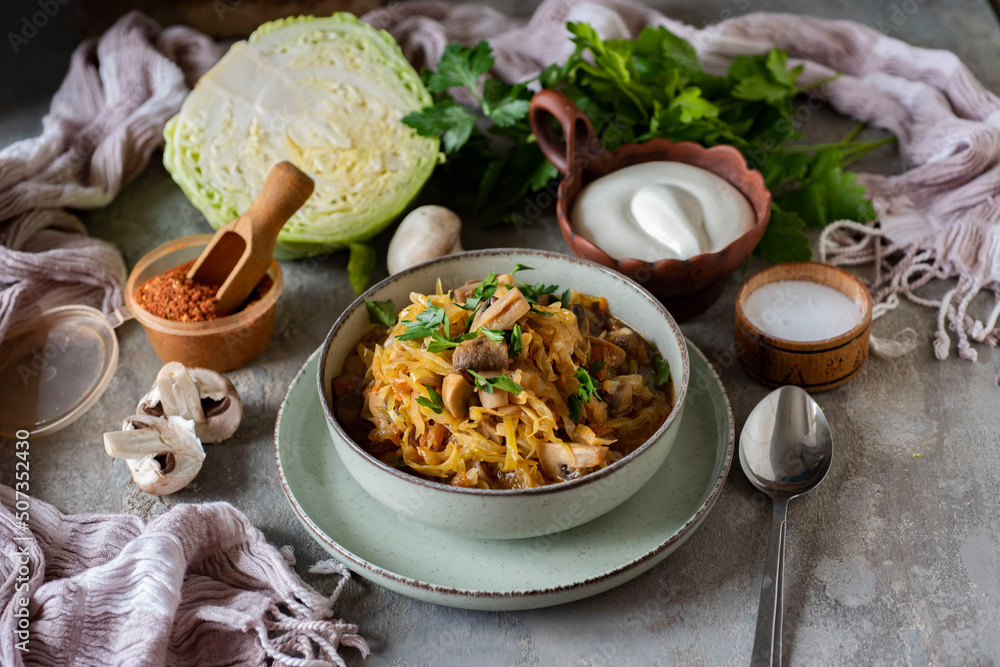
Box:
[751,496,789,667]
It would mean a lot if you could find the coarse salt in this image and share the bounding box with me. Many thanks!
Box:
[743,280,862,342]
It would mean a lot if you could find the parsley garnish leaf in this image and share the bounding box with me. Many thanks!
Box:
[416,385,444,414]
[455,272,499,311]
[401,100,477,154]
[754,204,811,264]
[364,297,396,327]
[467,370,524,396]
[478,327,506,343]
[652,354,671,388]
[489,93,531,127]
[397,305,448,342]
[468,369,494,394]
[427,330,478,353]
[568,394,583,421]
[517,281,560,305]
[567,366,601,422]
[509,323,523,359]
[574,367,598,403]
[491,375,524,394]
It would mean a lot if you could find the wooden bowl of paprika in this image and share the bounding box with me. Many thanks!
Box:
[122,233,283,371]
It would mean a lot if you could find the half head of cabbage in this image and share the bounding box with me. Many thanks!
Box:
[163,14,441,291]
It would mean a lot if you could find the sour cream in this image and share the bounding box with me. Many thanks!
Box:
[570,162,756,261]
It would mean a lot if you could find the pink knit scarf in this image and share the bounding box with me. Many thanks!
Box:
[0,12,224,345]
[0,485,368,666]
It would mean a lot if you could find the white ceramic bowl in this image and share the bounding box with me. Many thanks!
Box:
[317,249,690,539]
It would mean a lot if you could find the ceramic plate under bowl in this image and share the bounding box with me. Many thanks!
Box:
[275,340,733,611]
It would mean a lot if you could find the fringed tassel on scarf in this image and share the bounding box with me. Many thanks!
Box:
[250,558,369,667]
[820,216,1000,360]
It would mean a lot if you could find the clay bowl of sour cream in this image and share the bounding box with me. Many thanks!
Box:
[734,262,874,392]
[528,89,771,320]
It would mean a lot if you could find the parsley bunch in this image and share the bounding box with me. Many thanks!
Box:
[403,23,894,263]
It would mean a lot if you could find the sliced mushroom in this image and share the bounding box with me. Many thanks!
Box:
[572,301,608,336]
[104,415,205,496]
[468,294,496,322]
[331,374,357,399]
[478,387,509,410]
[452,335,509,372]
[334,393,363,426]
[475,371,510,410]
[608,328,650,364]
[452,282,478,304]
[537,440,608,481]
[476,416,503,444]
[587,336,627,370]
[590,307,609,333]
[387,205,463,275]
[137,362,242,443]
[471,287,531,331]
[572,424,615,448]
[601,379,634,417]
[468,461,489,487]
[586,398,608,424]
[571,304,590,336]
[343,354,368,379]
[442,373,474,420]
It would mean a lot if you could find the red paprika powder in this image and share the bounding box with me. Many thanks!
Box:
[134,259,273,322]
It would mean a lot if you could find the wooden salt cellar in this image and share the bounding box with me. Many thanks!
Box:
[734,262,874,392]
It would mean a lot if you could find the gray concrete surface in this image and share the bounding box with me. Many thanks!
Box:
[2,0,1000,665]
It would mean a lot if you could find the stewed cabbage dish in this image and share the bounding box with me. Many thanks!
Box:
[331,267,674,489]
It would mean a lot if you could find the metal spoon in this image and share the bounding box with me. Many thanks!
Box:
[740,385,833,667]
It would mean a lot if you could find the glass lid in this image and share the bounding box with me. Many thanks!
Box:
[0,305,119,438]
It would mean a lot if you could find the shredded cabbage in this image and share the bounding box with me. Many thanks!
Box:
[332,273,674,489]
[163,14,439,283]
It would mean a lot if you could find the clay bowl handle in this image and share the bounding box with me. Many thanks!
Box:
[529,89,605,178]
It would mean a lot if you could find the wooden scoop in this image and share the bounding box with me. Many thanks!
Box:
[188,161,314,316]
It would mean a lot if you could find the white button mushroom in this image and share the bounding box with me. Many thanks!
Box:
[475,371,511,410]
[441,373,474,420]
[536,440,608,481]
[104,415,206,495]
[387,205,463,275]
[470,287,531,331]
[136,362,242,443]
